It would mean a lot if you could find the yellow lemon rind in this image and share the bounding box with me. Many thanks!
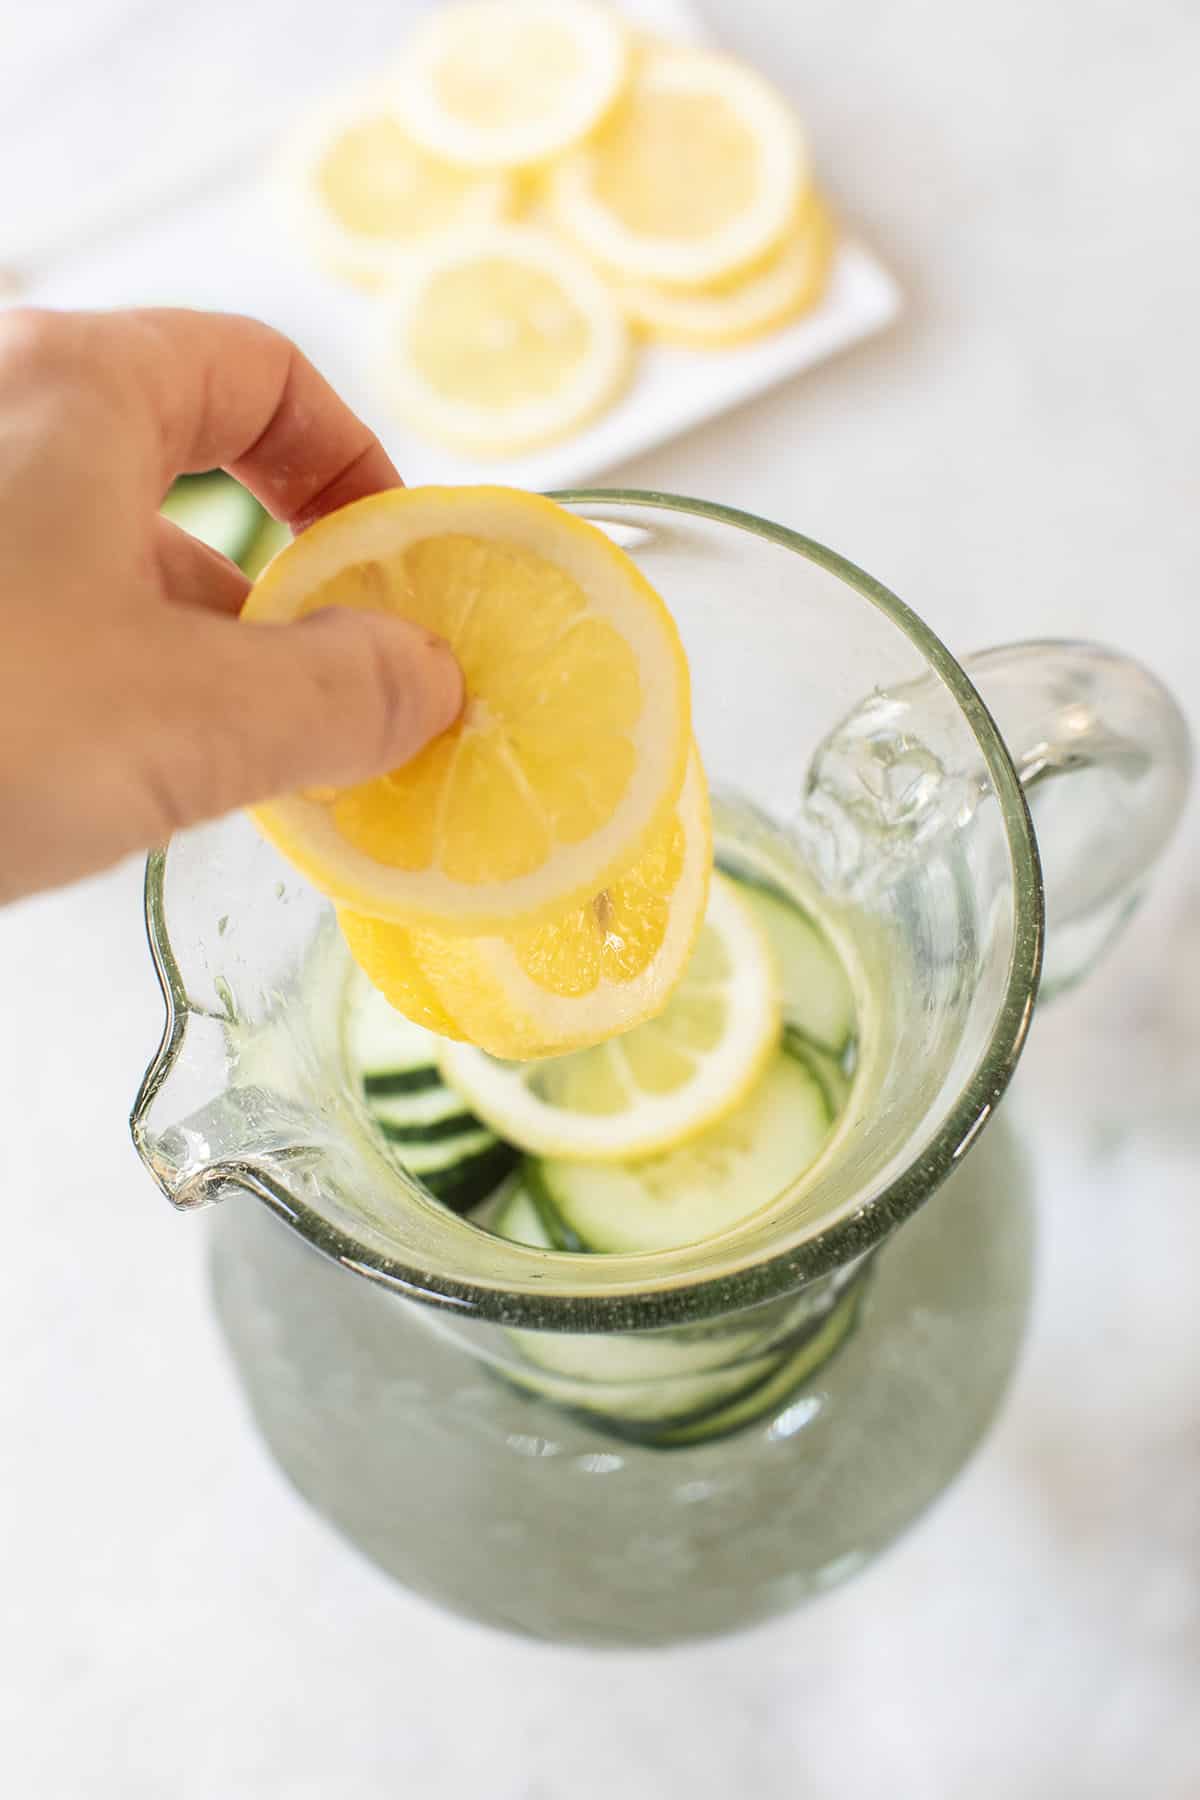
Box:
[547,45,809,290]
[618,195,837,349]
[435,868,780,1157]
[276,80,514,290]
[405,747,711,1058]
[244,485,691,933]
[391,0,631,172]
[379,224,631,456]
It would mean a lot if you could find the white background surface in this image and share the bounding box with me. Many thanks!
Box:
[2,2,1199,1796]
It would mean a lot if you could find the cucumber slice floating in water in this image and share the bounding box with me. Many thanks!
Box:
[522,1166,589,1250]
[652,1280,863,1448]
[370,1083,477,1141]
[735,877,855,1054]
[490,1198,787,1423]
[535,1051,831,1254]
[782,1025,853,1118]
[343,853,855,1258]
[490,1197,863,1442]
[504,1342,786,1430]
[390,1124,493,1173]
[348,984,442,1093]
[377,1106,518,1213]
[346,977,517,1212]
[420,1139,519,1211]
[161,471,266,566]
[342,858,862,1440]
[492,1181,557,1249]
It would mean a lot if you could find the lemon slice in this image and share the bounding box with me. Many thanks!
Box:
[242,486,691,932]
[381,225,630,454]
[340,747,711,1059]
[338,917,467,1042]
[393,0,629,170]
[435,869,779,1158]
[617,195,836,348]
[548,46,808,288]
[278,84,514,288]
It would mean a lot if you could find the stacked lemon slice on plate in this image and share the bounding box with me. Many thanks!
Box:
[278,1,836,454]
[282,84,515,290]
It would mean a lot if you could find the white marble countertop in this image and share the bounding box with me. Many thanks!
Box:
[2,2,1198,1795]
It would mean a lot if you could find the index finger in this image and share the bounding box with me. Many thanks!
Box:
[77,307,401,529]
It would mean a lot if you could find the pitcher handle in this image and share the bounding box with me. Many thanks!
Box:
[963,640,1191,998]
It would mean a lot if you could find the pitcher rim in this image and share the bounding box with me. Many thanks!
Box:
[132,489,1044,1330]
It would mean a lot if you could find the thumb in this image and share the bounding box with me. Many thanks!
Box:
[138,606,463,833]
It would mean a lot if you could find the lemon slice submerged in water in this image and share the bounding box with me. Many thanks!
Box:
[435,871,779,1156]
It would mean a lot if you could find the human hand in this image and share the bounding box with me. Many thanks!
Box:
[0,306,463,904]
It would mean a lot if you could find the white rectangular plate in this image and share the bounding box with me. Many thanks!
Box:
[22,0,901,490]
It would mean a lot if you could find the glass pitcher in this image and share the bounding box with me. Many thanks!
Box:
[131,494,1190,1648]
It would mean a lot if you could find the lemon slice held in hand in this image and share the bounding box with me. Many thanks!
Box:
[242,485,691,935]
[340,747,712,1059]
[433,868,780,1157]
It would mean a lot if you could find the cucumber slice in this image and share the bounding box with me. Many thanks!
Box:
[420,1140,519,1211]
[783,1026,852,1119]
[388,1130,517,1214]
[346,980,518,1210]
[513,1313,771,1385]
[536,1052,830,1254]
[364,1066,443,1098]
[653,1281,862,1447]
[499,1290,861,1445]
[492,1182,556,1249]
[379,1110,480,1145]
[347,985,439,1091]
[494,1270,862,1443]
[503,1347,785,1429]
[397,1126,494,1175]
[735,878,855,1054]
[370,1083,477,1141]
[523,1165,589,1251]
[495,1184,797,1424]
[161,471,265,565]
